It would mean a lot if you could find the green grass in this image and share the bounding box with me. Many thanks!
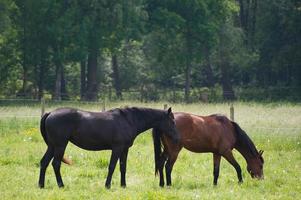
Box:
[0,101,301,199]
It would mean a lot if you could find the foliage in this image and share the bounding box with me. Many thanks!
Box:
[0,0,300,101]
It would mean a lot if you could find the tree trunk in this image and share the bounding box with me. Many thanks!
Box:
[185,60,192,103]
[238,0,245,29]
[33,58,38,99]
[38,51,45,100]
[220,62,235,100]
[203,46,214,87]
[219,26,235,100]
[53,45,62,100]
[20,2,27,97]
[21,65,28,97]
[61,66,67,100]
[184,29,192,103]
[245,0,250,33]
[53,45,67,100]
[111,54,122,99]
[54,62,62,100]
[250,0,257,50]
[80,58,87,100]
[85,48,98,101]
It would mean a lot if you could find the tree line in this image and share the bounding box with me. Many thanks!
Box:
[0,0,300,102]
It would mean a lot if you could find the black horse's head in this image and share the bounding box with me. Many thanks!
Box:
[157,107,180,144]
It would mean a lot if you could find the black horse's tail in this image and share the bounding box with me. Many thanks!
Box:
[40,112,50,145]
[152,128,163,176]
[40,112,72,165]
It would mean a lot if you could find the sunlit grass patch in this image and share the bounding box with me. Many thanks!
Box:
[0,102,300,199]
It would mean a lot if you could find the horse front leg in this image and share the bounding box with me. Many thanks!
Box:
[213,153,221,185]
[119,148,129,188]
[105,147,122,189]
[223,150,243,183]
[165,152,179,186]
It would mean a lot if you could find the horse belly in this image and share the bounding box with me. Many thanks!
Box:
[69,125,115,151]
[69,137,112,151]
[181,132,219,153]
[183,142,214,153]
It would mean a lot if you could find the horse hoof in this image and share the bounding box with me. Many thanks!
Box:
[121,185,126,188]
[105,184,111,189]
[38,183,44,188]
[58,183,64,188]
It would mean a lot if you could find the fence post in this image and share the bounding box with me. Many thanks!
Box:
[230,104,234,121]
[41,98,45,117]
[163,104,168,110]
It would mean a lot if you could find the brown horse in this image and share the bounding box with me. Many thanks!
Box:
[153,112,264,187]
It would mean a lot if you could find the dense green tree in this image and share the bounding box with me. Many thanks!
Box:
[0,0,300,101]
[255,0,301,87]
[146,0,235,102]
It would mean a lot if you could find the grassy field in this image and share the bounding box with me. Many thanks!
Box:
[0,101,300,199]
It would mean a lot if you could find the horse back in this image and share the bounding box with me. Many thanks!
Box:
[44,108,134,150]
[173,112,236,153]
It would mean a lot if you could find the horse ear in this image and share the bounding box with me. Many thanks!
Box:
[167,107,172,114]
[259,150,264,155]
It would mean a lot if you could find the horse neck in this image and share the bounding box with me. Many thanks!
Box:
[130,108,164,134]
[235,143,257,164]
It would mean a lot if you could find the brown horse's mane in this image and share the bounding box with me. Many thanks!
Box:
[231,121,263,162]
[209,114,262,161]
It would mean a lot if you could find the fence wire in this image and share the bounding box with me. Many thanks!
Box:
[1,99,301,137]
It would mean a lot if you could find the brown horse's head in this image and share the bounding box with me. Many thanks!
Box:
[247,150,264,179]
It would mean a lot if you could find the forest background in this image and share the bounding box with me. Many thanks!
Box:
[0,0,300,103]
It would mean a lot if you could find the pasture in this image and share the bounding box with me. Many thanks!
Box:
[0,101,300,199]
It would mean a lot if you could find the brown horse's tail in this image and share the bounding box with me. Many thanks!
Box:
[152,128,163,176]
[40,112,72,165]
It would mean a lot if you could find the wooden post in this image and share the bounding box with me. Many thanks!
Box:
[163,104,168,110]
[230,104,234,121]
[41,98,45,117]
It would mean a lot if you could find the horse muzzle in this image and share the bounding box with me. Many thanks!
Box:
[255,175,264,180]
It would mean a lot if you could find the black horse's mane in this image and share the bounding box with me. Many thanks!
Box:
[110,107,164,116]
[109,107,166,124]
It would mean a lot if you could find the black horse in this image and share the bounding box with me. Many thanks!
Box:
[38,107,179,189]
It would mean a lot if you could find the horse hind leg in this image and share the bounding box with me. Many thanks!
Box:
[52,144,68,188]
[222,150,243,183]
[38,146,54,188]
[213,153,221,185]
